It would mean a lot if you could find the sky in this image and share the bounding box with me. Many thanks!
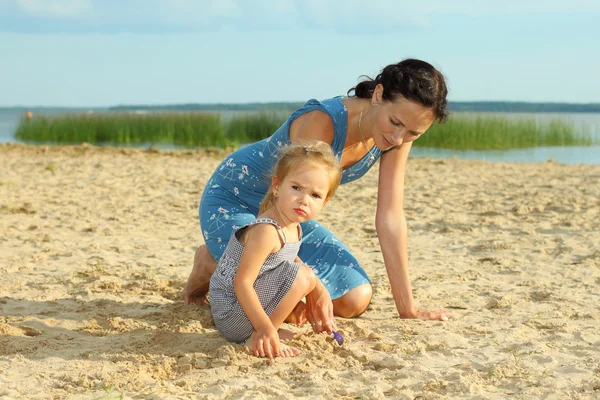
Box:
[0,0,599,107]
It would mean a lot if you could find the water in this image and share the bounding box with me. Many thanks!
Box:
[1,109,599,165]
[0,110,22,143]
[0,107,104,143]
[410,145,600,164]
[411,111,600,164]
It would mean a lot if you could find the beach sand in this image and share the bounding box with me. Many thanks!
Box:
[1,143,599,399]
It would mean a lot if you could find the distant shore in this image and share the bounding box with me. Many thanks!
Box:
[2,100,600,114]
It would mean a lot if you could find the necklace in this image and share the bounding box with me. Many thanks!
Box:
[358,105,376,163]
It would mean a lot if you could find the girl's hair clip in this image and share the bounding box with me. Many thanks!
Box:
[303,146,312,153]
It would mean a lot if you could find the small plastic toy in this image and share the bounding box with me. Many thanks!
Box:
[332,330,344,345]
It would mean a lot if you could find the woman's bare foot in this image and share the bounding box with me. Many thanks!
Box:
[278,328,297,341]
[284,301,307,326]
[181,245,217,305]
[244,332,301,358]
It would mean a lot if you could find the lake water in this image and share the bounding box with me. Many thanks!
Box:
[1,109,599,165]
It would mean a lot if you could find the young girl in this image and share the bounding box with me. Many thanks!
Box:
[209,141,342,359]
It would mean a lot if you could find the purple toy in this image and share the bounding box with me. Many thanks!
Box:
[332,330,344,345]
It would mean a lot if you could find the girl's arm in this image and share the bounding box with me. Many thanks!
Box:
[293,255,334,334]
[233,224,282,358]
[377,143,452,321]
[288,110,336,333]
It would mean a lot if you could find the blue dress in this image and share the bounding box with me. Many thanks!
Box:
[200,97,384,299]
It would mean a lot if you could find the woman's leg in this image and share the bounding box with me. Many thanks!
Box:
[298,221,373,318]
[182,245,217,305]
[332,283,372,318]
[182,197,256,305]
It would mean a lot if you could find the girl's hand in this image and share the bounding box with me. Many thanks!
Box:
[250,325,280,359]
[305,281,334,334]
[401,308,454,321]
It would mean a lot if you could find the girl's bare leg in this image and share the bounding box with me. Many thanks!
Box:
[181,245,217,305]
[247,265,316,358]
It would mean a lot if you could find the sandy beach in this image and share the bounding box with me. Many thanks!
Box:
[1,143,599,399]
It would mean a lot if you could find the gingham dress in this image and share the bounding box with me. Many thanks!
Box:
[209,218,302,343]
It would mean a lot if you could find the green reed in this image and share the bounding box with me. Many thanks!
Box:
[415,115,593,150]
[226,111,287,143]
[15,111,287,148]
[15,112,228,147]
[15,111,593,150]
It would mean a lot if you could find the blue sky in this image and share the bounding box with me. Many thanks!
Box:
[0,0,599,107]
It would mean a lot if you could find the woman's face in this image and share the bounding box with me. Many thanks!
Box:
[369,86,436,150]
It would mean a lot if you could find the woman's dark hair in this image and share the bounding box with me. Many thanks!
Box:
[347,59,449,122]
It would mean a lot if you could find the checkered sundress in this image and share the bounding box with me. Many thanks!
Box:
[209,218,302,343]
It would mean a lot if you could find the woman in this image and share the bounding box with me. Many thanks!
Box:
[182,58,453,333]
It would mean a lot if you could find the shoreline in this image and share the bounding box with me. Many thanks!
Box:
[1,143,599,398]
[2,142,600,166]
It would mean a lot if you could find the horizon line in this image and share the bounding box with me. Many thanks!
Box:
[2,99,600,110]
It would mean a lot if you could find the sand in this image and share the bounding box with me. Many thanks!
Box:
[1,143,599,399]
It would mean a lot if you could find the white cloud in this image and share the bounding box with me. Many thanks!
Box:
[17,0,92,17]
[262,0,296,15]
[150,0,243,29]
[212,0,242,17]
[303,0,428,30]
[165,0,242,18]
[7,0,600,33]
[309,0,600,16]
[412,0,600,14]
[301,0,600,28]
[13,0,600,21]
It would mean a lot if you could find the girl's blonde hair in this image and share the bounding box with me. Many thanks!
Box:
[259,141,342,214]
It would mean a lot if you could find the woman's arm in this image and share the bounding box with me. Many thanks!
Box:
[288,110,335,145]
[377,143,452,321]
[233,225,282,357]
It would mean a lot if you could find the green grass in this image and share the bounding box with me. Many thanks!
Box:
[14,112,594,150]
[15,112,228,147]
[92,383,124,400]
[226,111,287,143]
[414,115,593,150]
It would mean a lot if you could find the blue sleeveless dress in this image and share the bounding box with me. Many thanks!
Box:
[200,97,384,299]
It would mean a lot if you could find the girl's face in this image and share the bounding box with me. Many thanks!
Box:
[369,87,437,150]
[272,164,331,224]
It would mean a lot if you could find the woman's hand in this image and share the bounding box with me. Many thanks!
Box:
[305,281,334,334]
[400,307,454,321]
[249,325,280,359]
